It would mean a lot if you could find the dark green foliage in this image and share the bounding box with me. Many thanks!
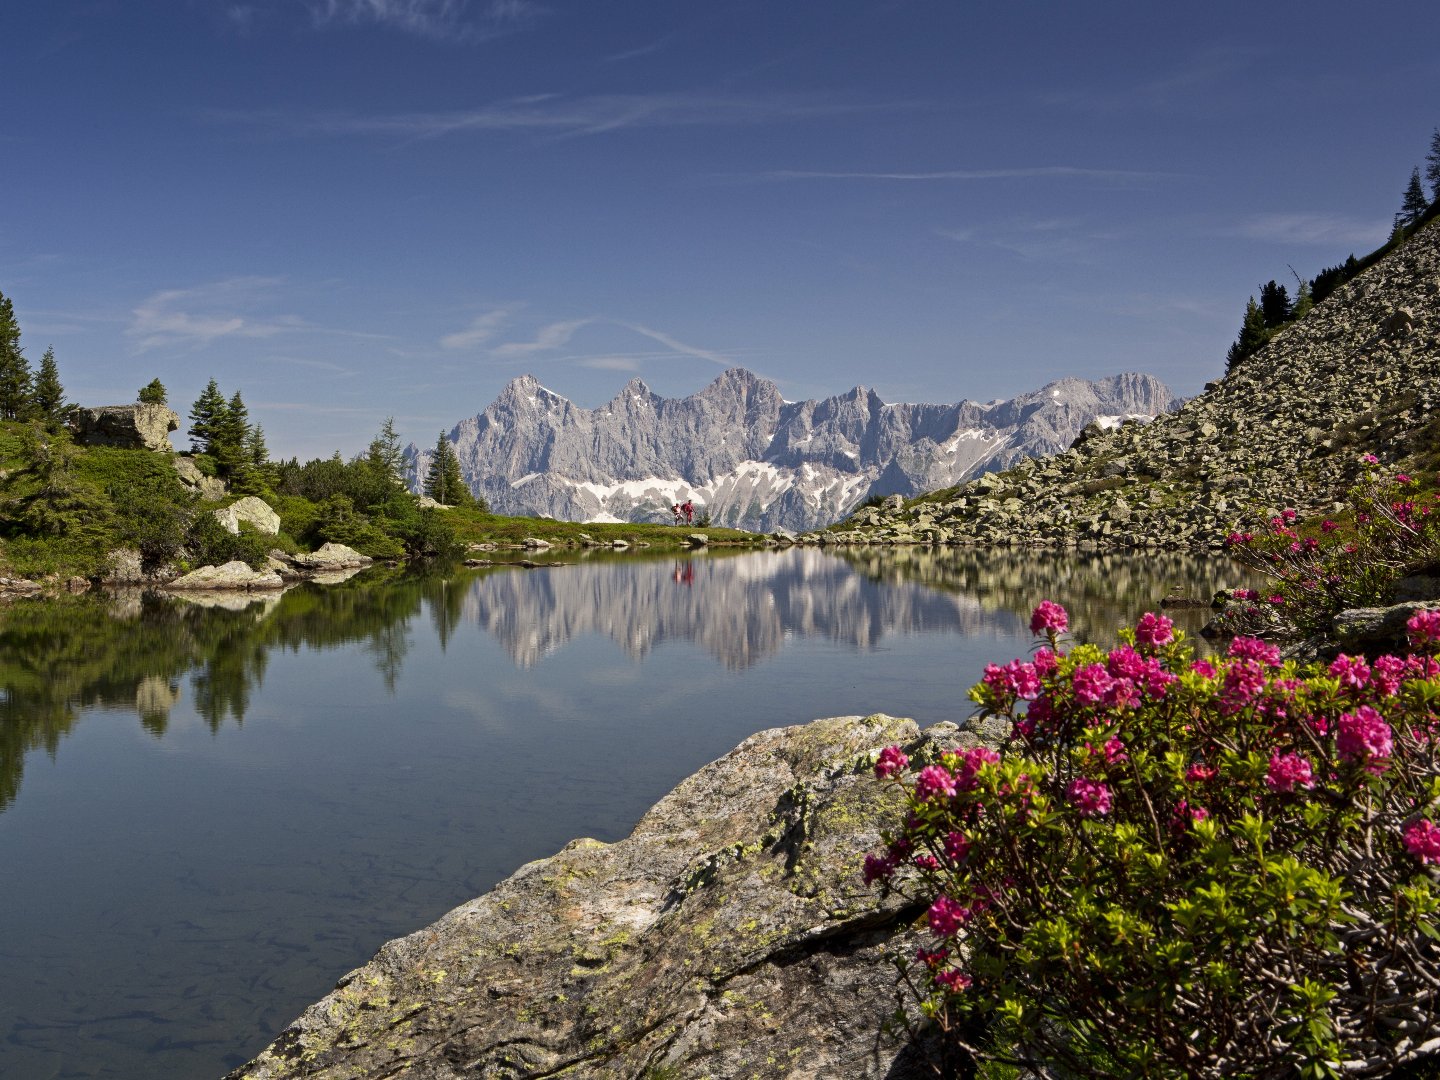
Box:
[1312,255,1360,304]
[1428,128,1440,202]
[367,416,404,484]
[1225,297,1270,372]
[0,290,32,422]
[390,506,464,560]
[1258,279,1291,328]
[187,378,226,454]
[138,378,168,405]
[30,347,67,431]
[1398,166,1430,230]
[184,513,272,571]
[424,431,472,506]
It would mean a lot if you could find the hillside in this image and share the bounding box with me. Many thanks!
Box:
[824,217,1440,550]
[404,369,1179,534]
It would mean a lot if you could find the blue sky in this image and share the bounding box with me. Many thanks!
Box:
[3,1,1437,459]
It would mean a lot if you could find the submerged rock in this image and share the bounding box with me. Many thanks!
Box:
[167,561,284,591]
[227,714,985,1079]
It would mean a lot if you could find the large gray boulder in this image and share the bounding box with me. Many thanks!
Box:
[71,403,181,452]
[173,457,227,501]
[166,560,284,591]
[287,542,372,571]
[213,496,281,536]
[226,714,986,1080]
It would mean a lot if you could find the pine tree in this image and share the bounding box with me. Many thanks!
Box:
[30,346,67,429]
[0,290,33,421]
[366,416,405,485]
[1427,128,1440,202]
[1225,297,1269,373]
[424,432,471,505]
[1258,280,1291,328]
[138,378,168,405]
[1396,167,1428,230]
[212,390,251,475]
[188,379,226,453]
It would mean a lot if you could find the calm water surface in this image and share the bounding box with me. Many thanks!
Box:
[0,547,1247,1079]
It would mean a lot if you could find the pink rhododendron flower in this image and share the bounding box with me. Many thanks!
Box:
[1229,636,1282,668]
[1329,654,1371,690]
[1223,660,1267,708]
[1362,453,1379,464]
[1068,777,1112,817]
[862,852,896,884]
[1134,612,1174,649]
[943,830,972,862]
[1404,819,1440,864]
[1030,600,1068,637]
[1107,644,1145,680]
[1185,762,1216,784]
[1103,737,1128,765]
[874,745,909,779]
[1265,752,1315,793]
[1190,659,1218,678]
[1407,609,1440,647]
[913,854,940,871]
[914,765,957,802]
[1104,678,1141,709]
[927,894,972,936]
[1171,799,1208,829]
[952,746,1001,792]
[935,969,973,992]
[983,659,1041,701]
[1032,648,1059,676]
[1337,706,1394,766]
[1072,663,1114,705]
[1371,655,1406,696]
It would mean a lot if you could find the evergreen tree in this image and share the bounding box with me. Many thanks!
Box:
[366,416,405,485]
[1225,297,1269,373]
[0,290,32,421]
[212,390,251,475]
[30,346,67,429]
[138,378,168,405]
[1258,280,1291,328]
[424,432,471,506]
[1396,167,1428,230]
[1427,128,1440,202]
[188,379,226,453]
[1290,279,1313,322]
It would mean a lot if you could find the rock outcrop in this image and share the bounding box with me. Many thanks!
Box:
[821,218,1440,552]
[70,403,181,452]
[226,714,994,1080]
[174,457,228,500]
[283,543,371,571]
[405,369,1178,533]
[213,496,281,536]
[166,560,284,591]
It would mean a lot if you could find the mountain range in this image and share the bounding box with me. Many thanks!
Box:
[404,368,1180,533]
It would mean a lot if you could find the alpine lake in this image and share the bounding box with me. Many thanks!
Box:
[0,545,1251,1079]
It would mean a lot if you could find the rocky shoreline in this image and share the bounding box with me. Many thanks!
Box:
[225,714,1001,1080]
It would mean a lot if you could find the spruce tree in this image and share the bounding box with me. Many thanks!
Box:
[212,390,251,475]
[0,291,33,421]
[1258,280,1291,328]
[1225,297,1269,373]
[138,378,168,405]
[1396,167,1428,230]
[30,346,67,429]
[1427,128,1440,202]
[367,416,405,485]
[424,432,470,505]
[188,379,226,453]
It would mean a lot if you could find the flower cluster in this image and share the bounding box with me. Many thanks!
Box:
[867,601,1440,1078]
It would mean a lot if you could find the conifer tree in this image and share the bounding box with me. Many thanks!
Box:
[0,291,33,421]
[30,346,67,430]
[212,390,251,475]
[424,432,470,505]
[367,416,405,485]
[1396,167,1428,230]
[1427,128,1440,202]
[188,379,226,453]
[1258,280,1291,328]
[1225,297,1269,373]
[138,378,168,405]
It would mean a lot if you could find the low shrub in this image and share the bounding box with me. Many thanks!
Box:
[868,602,1440,1078]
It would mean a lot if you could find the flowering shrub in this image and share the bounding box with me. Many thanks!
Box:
[1219,462,1440,641]
[867,604,1440,1078]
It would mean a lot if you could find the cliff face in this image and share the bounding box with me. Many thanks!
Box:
[830,219,1440,551]
[404,369,1179,533]
[227,714,999,1080]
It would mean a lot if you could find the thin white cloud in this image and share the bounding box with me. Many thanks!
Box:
[764,166,1167,184]
[261,355,358,376]
[579,356,642,372]
[491,317,595,358]
[440,308,512,350]
[127,278,299,352]
[305,0,540,43]
[1233,213,1388,249]
[620,323,732,367]
[207,93,886,141]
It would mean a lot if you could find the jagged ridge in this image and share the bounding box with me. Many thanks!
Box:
[404,370,1179,533]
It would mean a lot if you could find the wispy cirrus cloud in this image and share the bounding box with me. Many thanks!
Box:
[618,322,731,367]
[206,92,888,141]
[490,317,596,357]
[761,166,1168,184]
[304,0,541,43]
[1232,213,1388,248]
[936,217,1120,262]
[484,318,734,369]
[126,278,387,352]
[440,307,513,349]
